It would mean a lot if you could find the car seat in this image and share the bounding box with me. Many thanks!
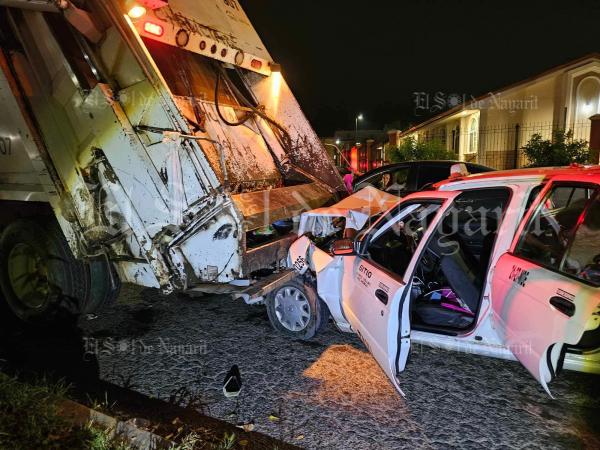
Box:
[414,225,489,329]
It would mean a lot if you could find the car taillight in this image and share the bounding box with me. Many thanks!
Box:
[144,21,164,37]
[250,59,262,70]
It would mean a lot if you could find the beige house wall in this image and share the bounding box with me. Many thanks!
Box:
[398,57,600,169]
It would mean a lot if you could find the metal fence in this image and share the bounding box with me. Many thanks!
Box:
[418,121,592,170]
[476,121,591,169]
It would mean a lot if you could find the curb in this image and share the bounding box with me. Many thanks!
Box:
[59,399,172,449]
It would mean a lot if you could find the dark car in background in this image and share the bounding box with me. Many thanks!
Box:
[353,160,495,196]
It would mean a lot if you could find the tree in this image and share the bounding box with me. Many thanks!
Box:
[388,136,455,163]
[522,130,590,167]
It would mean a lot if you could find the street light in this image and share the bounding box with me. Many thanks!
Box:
[355,114,363,142]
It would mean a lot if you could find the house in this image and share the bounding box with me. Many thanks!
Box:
[390,54,600,169]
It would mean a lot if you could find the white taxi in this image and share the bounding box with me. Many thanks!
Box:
[269,166,600,396]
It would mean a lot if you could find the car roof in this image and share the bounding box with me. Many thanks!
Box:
[353,160,493,183]
[435,165,600,188]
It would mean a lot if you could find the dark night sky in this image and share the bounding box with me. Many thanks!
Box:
[238,0,600,136]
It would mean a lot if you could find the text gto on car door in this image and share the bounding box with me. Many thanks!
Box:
[492,180,600,395]
[340,192,457,394]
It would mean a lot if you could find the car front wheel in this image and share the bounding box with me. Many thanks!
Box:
[266,277,329,340]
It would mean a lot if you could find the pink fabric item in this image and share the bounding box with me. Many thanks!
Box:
[441,302,475,316]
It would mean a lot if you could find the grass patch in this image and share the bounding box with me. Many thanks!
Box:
[0,372,129,450]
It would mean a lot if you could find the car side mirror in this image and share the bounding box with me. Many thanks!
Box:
[332,238,355,256]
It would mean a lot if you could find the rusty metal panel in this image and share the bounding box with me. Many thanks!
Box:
[174,97,283,190]
[245,72,346,194]
[232,182,333,231]
[243,233,297,275]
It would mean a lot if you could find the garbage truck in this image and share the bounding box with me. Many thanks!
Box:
[0,0,344,322]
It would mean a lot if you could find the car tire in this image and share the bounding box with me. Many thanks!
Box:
[83,258,121,314]
[266,276,329,340]
[0,219,89,323]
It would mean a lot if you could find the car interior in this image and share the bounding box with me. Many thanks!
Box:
[409,188,511,331]
[354,167,411,196]
[367,203,443,277]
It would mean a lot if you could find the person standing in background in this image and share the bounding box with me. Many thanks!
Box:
[343,167,356,194]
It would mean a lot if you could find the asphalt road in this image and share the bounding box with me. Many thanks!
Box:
[78,285,600,450]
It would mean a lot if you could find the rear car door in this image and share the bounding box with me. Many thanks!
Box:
[492,178,600,395]
[340,192,458,394]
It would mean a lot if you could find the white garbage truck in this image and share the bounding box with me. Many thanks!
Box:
[0,0,344,322]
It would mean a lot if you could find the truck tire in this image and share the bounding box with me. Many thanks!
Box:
[83,258,121,315]
[266,277,329,340]
[0,219,89,322]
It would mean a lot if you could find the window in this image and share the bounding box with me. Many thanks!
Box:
[515,185,596,272]
[377,168,409,193]
[561,195,600,285]
[417,165,452,188]
[355,173,384,191]
[524,184,544,212]
[467,117,478,154]
[575,76,600,123]
[365,203,441,277]
[437,126,447,147]
[451,126,460,154]
[356,167,409,193]
[410,188,511,329]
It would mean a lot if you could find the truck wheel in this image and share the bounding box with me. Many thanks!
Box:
[83,258,121,314]
[266,278,329,340]
[0,219,89,322]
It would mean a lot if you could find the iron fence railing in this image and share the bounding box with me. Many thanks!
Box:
[416,121,592,169]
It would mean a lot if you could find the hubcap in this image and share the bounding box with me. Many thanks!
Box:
[274,286,311,332]
[7,243,49,309]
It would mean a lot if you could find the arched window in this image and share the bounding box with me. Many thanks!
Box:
[575,76,600,123]
[468,116,479,153]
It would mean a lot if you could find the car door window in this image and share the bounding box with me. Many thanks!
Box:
[417,165,451,189]
[365,203,441,278]
[515,185,596,272]
[410,188,511,329]
[524,184,544,211]
[382,168,410,194]
[354,173,383,191]
[561,194,600,285]
[355,168,410,193]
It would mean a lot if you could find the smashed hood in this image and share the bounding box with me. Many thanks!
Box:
[298,186,400,236]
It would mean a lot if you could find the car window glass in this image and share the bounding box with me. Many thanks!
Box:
[468,165,493,174]
[561,195,600,285]
[524,185,543,212]
[366,203,441,278]
[551,186,592,207]
[515,185,593,271]
[418,166,451,188]
[381,168,410,193]
[355,173,384,191]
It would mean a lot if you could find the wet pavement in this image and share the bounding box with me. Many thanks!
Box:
[77,284,600,450]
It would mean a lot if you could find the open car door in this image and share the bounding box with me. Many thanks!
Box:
[492,176,600,395]
[339,191,459,395]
